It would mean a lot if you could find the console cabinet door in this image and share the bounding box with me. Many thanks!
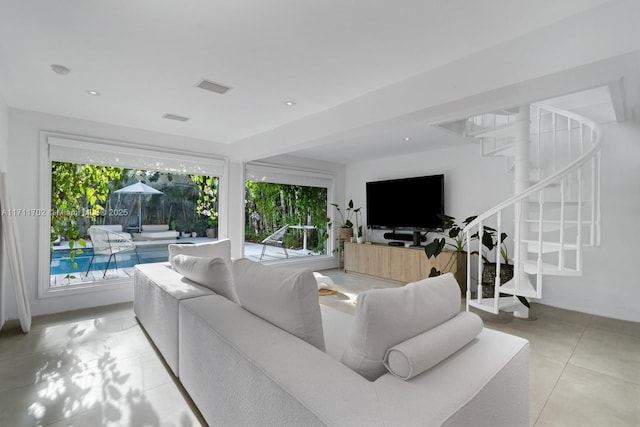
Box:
[345,243,389,278]
[369,245,390,279]
[389,248,424,283]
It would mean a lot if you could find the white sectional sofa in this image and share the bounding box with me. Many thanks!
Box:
[133,239,530,427]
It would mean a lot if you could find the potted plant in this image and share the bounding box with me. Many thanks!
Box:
[423,215,477,286]
[478,226,514,299]
[330,199,360,240]
[354,207,364,243]
[424,214,529,308]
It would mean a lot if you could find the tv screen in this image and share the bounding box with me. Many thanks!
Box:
[366,174,444,231]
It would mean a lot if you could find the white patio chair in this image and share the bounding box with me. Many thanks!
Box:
[86,226,140,278]
[260,225,289,261]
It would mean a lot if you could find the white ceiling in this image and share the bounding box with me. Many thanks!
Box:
[0,0,637,164]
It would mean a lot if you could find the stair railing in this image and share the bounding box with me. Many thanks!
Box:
[462,104,603,314]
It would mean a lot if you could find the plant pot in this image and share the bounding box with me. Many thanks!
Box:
[181,232,190,238]
[191,231,198,238]
[339,227,353,240]
[206,228,218,239]
[481,263,514,298]
[357,236,364,244]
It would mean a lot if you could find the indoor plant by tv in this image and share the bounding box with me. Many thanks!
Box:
[354,207,364,243]
[330,199,361,240]
[424,214,529,308]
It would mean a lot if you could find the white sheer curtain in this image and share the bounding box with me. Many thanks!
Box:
[0,171,31,332]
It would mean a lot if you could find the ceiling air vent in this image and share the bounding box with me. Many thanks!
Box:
[162,113,190,122]
[196,79,231,95]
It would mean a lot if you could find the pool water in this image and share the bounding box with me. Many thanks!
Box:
[51,246,169,275]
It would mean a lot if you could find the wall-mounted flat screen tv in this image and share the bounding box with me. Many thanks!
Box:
[366,174,444,231]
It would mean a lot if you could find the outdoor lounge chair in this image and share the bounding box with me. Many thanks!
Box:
[86,225,140,278]
[260,225,289,261]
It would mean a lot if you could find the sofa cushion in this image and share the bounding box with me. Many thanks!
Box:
[172,254,239,303]
[141,224,170,232]
[233,258,325,352]
[384,311,483,380]
[341,273,461,381]
[140,230,180,240]
[168,238,231,269]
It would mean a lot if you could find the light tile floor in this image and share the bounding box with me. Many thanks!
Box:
[1,269,638,426]
[0,303,205,427]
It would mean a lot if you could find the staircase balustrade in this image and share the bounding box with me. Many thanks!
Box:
[461,104,603,315]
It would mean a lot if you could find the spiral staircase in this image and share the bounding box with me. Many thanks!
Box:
[443,102,603,318]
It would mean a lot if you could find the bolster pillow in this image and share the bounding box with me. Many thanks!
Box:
[384,311,483,380]
[341,273,462,381]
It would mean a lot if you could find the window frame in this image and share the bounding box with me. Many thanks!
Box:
[243,161,336,263]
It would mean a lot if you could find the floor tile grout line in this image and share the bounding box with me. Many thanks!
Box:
[532,313,593,426]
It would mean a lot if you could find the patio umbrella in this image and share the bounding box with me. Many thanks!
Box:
[114,181,163,231]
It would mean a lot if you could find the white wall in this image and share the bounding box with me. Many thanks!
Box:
[5,108,230,318]
[0,92,8,330]
[539,121,640,322]
[345,122,640,322]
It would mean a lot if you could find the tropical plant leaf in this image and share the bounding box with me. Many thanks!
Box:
[428,267,442,277]
[424,238,445,258]
[462,215,477,225]
[482,232,495,250]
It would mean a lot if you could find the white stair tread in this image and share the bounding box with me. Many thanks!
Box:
[524,220,581,232]
[523,261,581,276]
[523,240,578,253]
[498,277,539,298]
[524,219,581,225]
[468,297,521,314]
[466,122,516,139]
[529,181,562,188]
[524,219,590,233]
[527,200,589,208]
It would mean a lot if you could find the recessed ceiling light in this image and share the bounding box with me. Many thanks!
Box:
[50,64,70,75]
[284,101,296,107]
[404,137,411,142]
[86,90,100,96]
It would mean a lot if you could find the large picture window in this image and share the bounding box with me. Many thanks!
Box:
[40,133,227,297]
[49,163,219,287]
[244,163,333,262]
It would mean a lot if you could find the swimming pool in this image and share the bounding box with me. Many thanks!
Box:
[50,245,169,275]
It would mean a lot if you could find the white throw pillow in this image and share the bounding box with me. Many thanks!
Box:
[233,258,325,352]
[313,272,334,290]
[384,311,483,380]
[172,254,239,303]
[168,239,231,270]
[340,273,461,381]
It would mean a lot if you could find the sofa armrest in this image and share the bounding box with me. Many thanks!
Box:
[373,328,530,427]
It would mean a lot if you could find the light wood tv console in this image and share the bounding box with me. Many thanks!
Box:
[344,242,466,293]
